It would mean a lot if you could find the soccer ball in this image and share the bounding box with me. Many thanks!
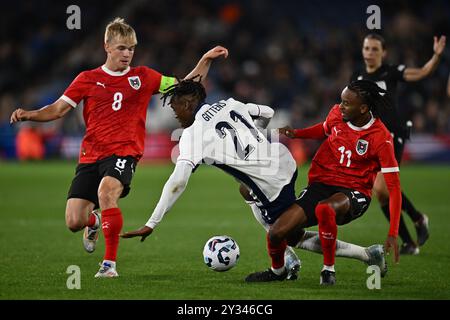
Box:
[203,235,240,272]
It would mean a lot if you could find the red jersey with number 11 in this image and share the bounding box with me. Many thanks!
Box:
[61,65,162,163]
[308,105,399,196]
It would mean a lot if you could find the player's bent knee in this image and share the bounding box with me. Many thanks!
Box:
[65,210,87,232]
[98,176,123,209]
[67,226,82,233]
[268,229,284,246]
[315,203,337,225]
[98,189,119,209]
[66,219,84,232]
[286,227,305,247]
[315,203,333,217]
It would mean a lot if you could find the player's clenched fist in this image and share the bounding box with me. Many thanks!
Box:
[10,108,29,124]
[203,46,229,60]
[433,35,446,56]
[278,126,296,138]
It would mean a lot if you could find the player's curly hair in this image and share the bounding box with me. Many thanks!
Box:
[161,75,206,107]
[348,80,390,117]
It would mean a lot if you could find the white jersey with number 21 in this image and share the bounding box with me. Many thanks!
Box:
[177,98,297,204]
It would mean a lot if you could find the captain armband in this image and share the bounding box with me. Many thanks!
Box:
[159,76,176,93]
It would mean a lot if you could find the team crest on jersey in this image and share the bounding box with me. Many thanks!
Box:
[128,76,141,90]
[356,139,369,155]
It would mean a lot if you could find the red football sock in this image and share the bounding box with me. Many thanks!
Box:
[315,203,337,266]
[87,212,97,228]
[266,233,287,269]
[101,208,123,262]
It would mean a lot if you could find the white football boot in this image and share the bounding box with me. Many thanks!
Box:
[83,210,100,253]
[94,261,119,278]
[284,246,301,280]
[365,244,388,277]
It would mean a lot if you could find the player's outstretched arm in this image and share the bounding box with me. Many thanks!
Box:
[120,161,193,242]
[247,103,274,129]
[403,36,446,82]
[183,46,228,81]
[383,171,401,264]
[10,99,72,124]
[120,226,153,242]
[279,123,326,139]
[278,126,296,138]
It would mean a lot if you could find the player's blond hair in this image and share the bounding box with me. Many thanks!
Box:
[104,17,137,45]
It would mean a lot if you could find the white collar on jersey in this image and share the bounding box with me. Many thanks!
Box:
[346,112,376,131]
[101,65,130,76]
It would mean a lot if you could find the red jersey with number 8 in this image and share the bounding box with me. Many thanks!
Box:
[61,65,162,163]
[308,105,399,196]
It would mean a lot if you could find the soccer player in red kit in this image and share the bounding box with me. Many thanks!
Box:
[10,17,228,277]
[246,80,401,285]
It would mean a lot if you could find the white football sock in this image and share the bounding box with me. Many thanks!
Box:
[271,266,286,275]
[322,265,335,272]
[296,231,369,262]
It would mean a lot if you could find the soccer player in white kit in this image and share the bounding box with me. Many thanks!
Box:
[121,78,387,281]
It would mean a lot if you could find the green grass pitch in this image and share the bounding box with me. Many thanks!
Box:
[1,161,449,300]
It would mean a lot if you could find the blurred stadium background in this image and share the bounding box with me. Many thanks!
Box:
[0,0,449,163]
